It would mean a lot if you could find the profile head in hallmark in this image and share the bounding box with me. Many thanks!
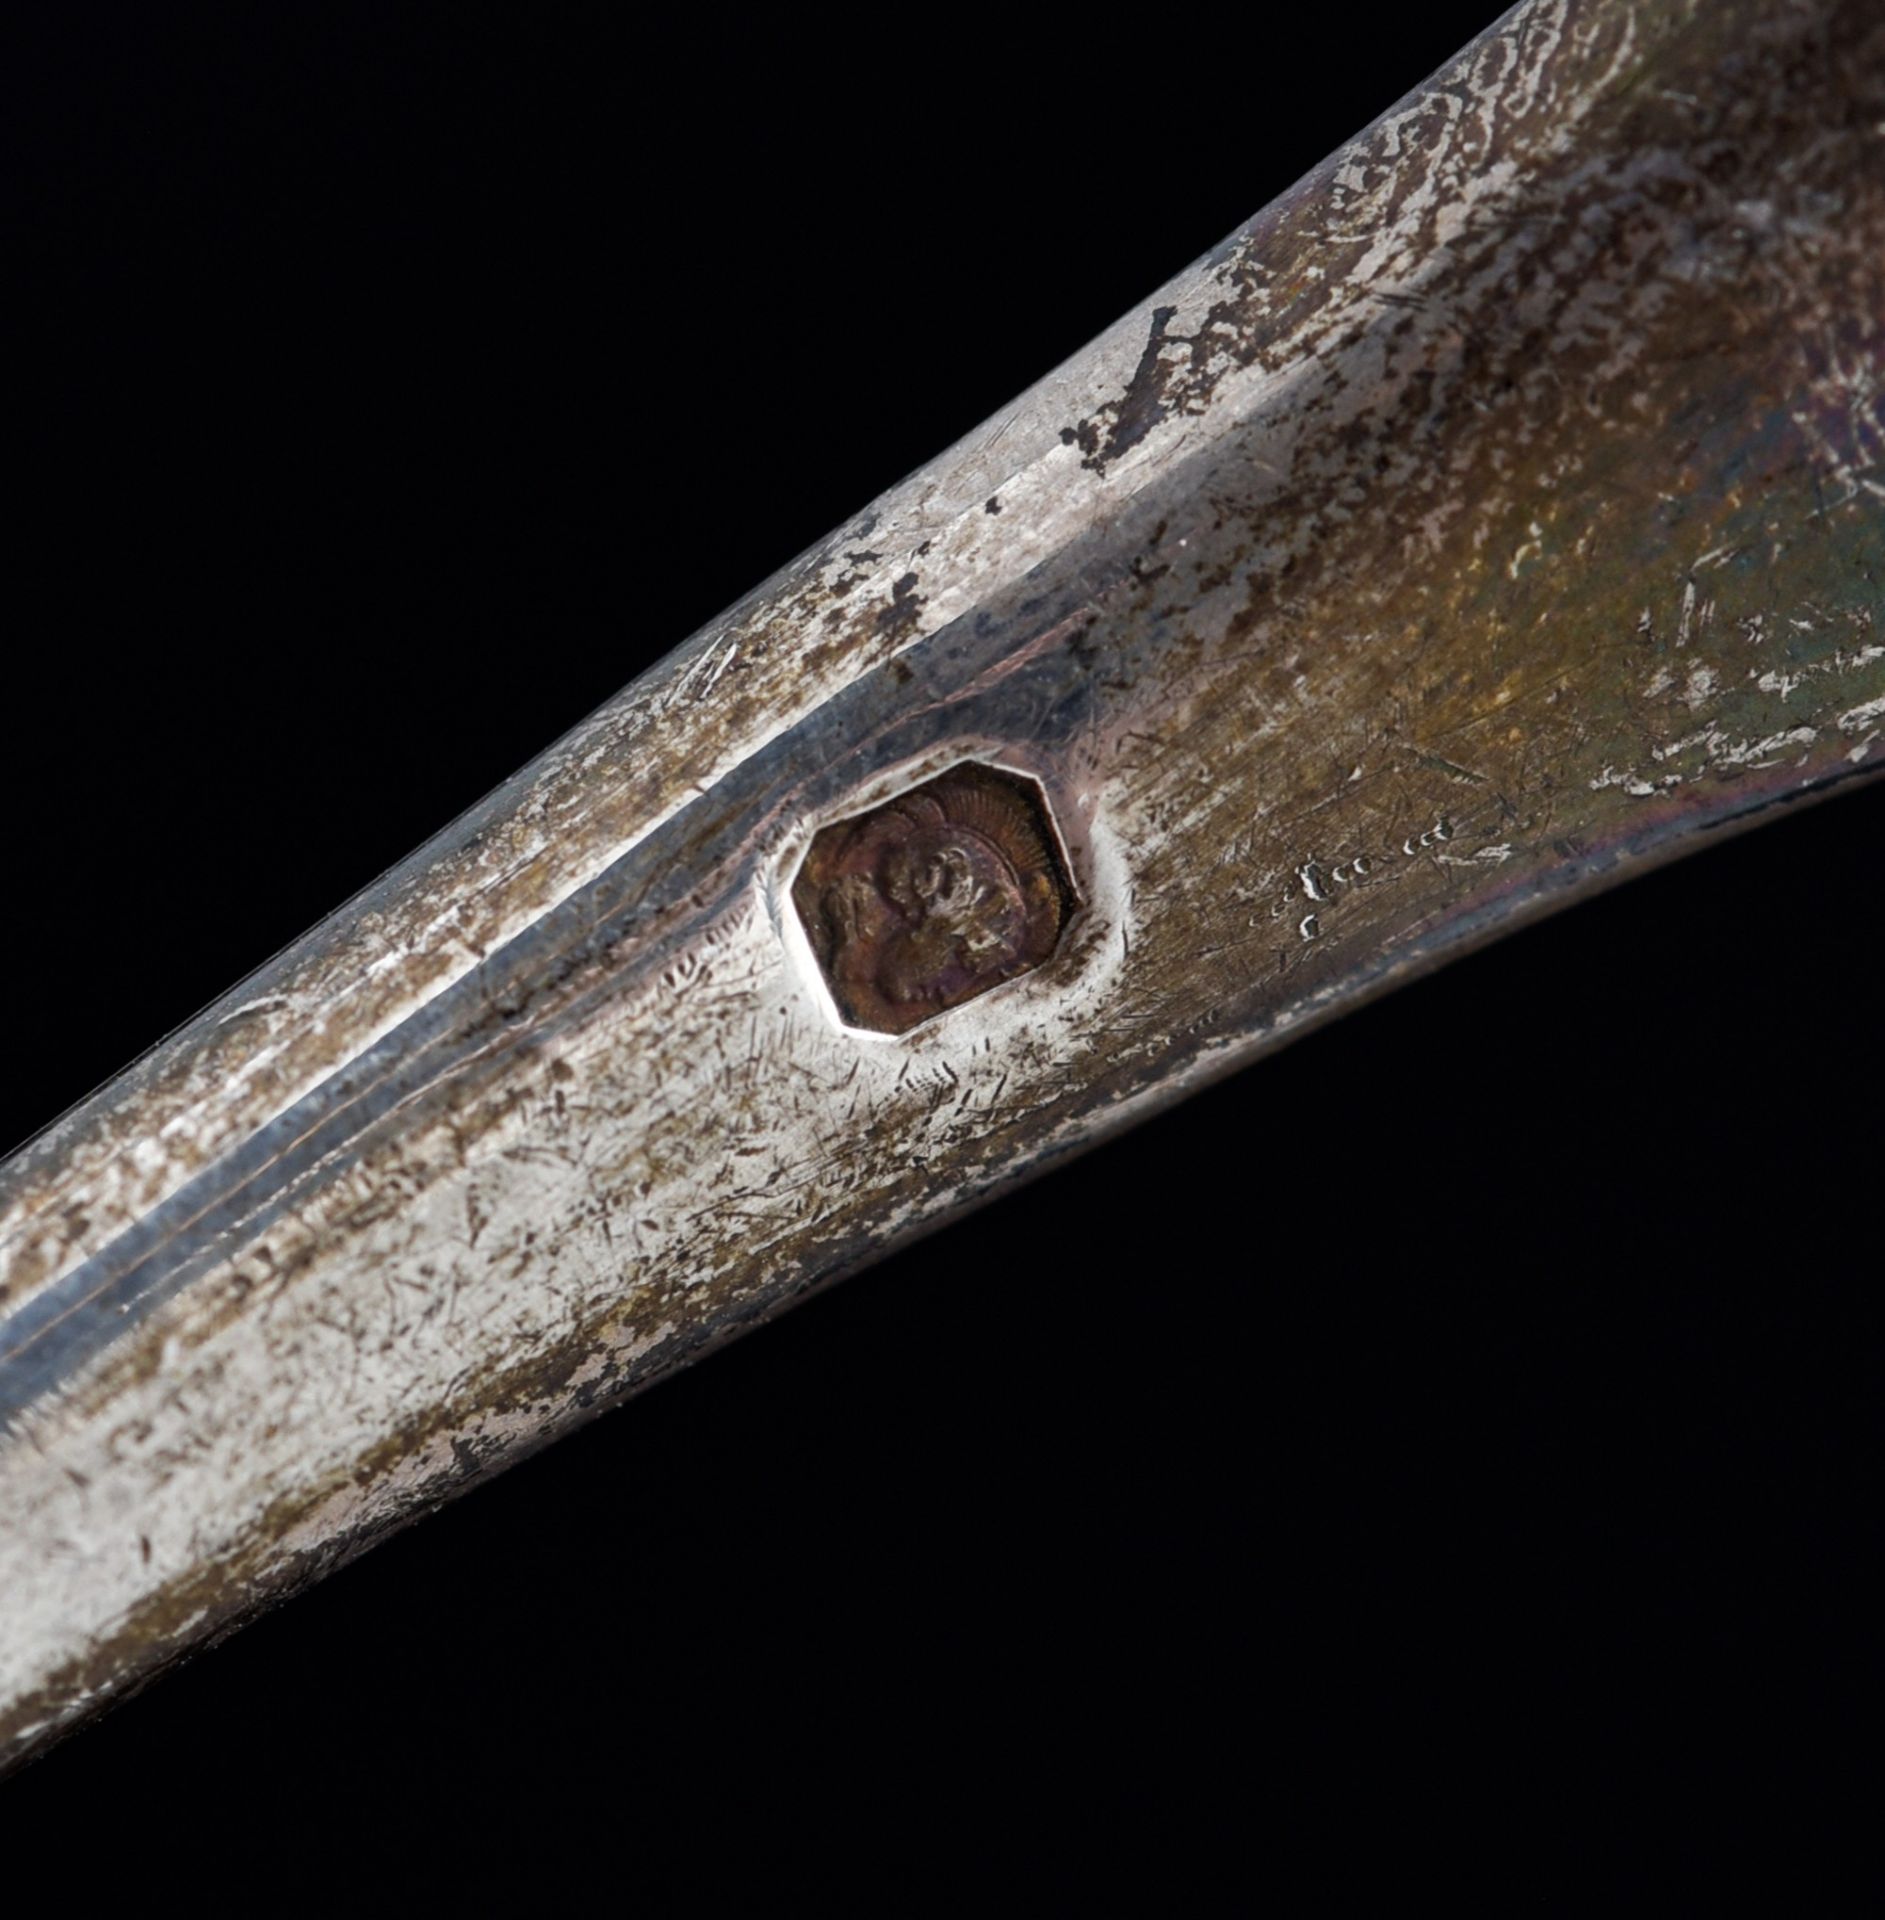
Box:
[792,764,1076,1035]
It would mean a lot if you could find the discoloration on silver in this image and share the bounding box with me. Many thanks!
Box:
[2,0,1883,1770]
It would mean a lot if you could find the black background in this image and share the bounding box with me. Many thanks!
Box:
[3,3,1881,1895]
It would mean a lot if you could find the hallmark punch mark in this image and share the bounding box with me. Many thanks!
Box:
[792,764,1076,1034]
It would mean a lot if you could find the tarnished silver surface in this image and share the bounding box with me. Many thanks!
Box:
[2,0,1882,1770]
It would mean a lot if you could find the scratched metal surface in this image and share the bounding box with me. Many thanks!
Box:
[2,0,1881,1770]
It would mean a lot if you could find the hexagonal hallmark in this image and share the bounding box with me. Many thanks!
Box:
[791,762,1078,1035]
